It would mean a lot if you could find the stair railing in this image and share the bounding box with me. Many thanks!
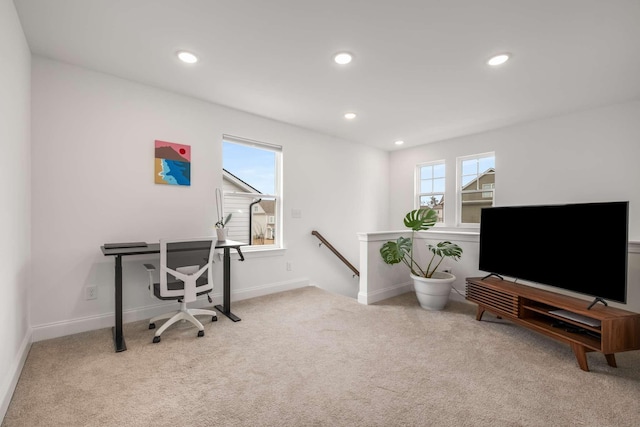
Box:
[311,230,359,278]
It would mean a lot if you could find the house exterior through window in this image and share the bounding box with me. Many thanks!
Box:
[458,153,495,225]
[222,135,282,248]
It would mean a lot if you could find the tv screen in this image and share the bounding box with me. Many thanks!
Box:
[479,201,629,303]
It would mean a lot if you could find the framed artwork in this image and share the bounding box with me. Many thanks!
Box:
[154,140,191,186]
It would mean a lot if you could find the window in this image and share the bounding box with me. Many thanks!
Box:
[482,183,494,198]
[416,161,445,222]
[458,153,495,225]
[222,135,282,248]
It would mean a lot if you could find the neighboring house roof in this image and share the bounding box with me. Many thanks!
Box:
[223,168,261,193]
[461,168,495,191]
[223,169,274,217]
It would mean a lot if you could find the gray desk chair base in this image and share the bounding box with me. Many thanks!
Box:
[149,302,217,343]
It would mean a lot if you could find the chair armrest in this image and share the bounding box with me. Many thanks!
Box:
[143,263,156,272]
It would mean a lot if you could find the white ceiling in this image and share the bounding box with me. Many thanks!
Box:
[14,0,640,151]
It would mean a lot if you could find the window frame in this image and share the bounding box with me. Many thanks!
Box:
[222,134,283,251]
[415,160,446,224]
[456,152,495,227]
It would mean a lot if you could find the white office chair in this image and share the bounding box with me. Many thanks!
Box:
[143,237,217,343]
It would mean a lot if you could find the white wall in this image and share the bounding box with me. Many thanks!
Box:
[389,101,640,236]
[0,0,31,420]
[388,101,640,312]
[30,57,389,340]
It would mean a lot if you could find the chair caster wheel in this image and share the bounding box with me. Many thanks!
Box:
[149,323,156,329]
[152,336,161,343]
[198,330,205,337]
[212,316,218,322]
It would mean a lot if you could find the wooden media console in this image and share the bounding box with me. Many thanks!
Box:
[465,276,640,371]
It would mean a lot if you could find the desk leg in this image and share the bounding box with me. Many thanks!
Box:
[214,247,241,322]
[112,254,127,352]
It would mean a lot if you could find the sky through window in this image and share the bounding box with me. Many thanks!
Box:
[223,141,275,194]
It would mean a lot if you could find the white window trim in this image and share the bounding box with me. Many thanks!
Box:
[222,135,283,250]
[220,246,286,261]
[415,160,446,225]
[456,151,495,228]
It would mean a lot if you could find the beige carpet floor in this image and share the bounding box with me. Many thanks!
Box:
[3,286,640,427]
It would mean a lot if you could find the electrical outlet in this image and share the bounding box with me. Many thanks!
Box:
[86,286,98,300]
[286,261,292,271]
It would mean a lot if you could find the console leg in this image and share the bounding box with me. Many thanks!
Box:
[570,343,589,372]
[604,353,617,368]
[476,307,485,321]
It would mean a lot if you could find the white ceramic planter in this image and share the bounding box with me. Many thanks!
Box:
[215,228,227,242]
[411,271,456,310]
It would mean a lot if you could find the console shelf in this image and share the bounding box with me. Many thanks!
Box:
[466,276,640,371]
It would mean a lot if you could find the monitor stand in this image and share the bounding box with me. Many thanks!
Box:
[481,272,504,280]
[587,297,608,310]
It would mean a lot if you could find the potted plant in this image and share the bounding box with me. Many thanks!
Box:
[215,188,232,241]
[380,208,463,310]
[215,213,232,241]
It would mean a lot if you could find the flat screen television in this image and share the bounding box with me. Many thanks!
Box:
[478,201,629,304]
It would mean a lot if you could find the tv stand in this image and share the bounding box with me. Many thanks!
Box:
[465,276,640,371]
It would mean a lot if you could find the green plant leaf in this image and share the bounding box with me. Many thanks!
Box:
[427,241,463,261]
[380,237,412,265]
[403,208,438,231]
[379,209,462,278]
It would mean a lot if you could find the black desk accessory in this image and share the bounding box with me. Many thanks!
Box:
[104,242,148,249]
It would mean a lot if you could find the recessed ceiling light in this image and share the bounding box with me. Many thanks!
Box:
[487,53,510,66]
[344,112,357,120]
[334,52,353,65]
[394,140,405,146]
[177,51,198,64]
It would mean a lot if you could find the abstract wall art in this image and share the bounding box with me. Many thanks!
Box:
[154,140,191,186]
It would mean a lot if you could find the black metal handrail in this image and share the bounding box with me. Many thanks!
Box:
[311,230,359,277]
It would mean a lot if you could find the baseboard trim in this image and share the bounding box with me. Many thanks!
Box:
[358,282,413,305]
[231,278,310,300]
[1,330,32,424]
[31,279,311,342]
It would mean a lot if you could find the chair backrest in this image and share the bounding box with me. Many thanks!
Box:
[159,237,216,303]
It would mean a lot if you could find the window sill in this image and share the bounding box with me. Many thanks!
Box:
[218,246,286,261]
